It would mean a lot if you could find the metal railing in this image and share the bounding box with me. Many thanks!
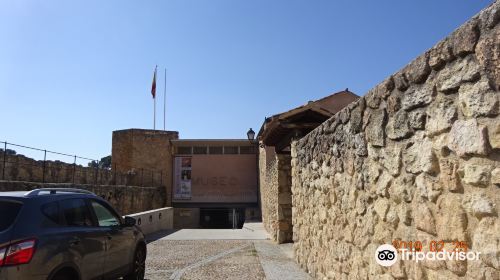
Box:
[0,141,165,188]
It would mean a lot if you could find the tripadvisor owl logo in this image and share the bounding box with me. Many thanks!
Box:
[375,244,398,267]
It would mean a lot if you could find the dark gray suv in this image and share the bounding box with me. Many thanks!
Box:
[0,188,147,280]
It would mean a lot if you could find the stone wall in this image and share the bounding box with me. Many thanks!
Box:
[0,150,165,188]
[291,2,499,279]
[0,151,116,186]
[0,180,165,215]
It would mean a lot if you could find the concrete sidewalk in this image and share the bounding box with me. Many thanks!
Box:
[151,222,270,240]
[254,241,312,280]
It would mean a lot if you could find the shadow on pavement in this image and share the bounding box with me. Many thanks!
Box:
[145,229,180,243]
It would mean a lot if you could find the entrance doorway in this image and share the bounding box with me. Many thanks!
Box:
[199,208,245,229]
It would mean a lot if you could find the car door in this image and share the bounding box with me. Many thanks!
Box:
[89,199,136,278]
[59,198,106,280]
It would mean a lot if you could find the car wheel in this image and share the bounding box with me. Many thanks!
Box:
[124,246,146,280]
[50,269,78,280]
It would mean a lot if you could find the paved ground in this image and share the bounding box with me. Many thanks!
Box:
[254,242,310,280]
[150,222,269,241]
[144,222,311,280]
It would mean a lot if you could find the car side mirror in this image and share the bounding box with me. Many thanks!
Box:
[123,216,136,227]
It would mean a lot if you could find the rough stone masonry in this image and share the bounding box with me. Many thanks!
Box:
[291,1,499,279]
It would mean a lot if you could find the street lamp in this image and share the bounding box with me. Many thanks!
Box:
[247,128,255,141]
[246,127,261,222]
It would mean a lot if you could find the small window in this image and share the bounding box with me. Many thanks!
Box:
[60,199,93,227]
[224,146,238,154]
[239,146,256,154]
[193,146,207,154]
[0,201,22,231]
[90,201,120,227]
[42,202,61,224]
[209,146,223,154]
[177,146,192,155]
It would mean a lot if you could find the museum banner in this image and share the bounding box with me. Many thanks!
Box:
[173,156,192,200]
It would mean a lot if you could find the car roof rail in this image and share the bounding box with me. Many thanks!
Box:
[24,188,96,197]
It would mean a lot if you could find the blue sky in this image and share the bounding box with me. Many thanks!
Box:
[0,0,493,162]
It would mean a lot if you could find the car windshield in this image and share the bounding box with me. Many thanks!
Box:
[0,200,23,231]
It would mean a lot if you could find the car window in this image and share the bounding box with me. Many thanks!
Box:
[90,201,120,227]
[42,201,61,224]
[60,199,94,227]
[0,200,23,231]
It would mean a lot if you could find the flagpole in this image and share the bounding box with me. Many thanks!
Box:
[163,68,166,131]
[154,95,156,131]
[153,65,157,131]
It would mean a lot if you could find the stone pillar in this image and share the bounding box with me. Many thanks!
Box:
[277,153,293,243]
[111,129,179,207]
[259,144,278,240]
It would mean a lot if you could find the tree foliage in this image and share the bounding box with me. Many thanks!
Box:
[0,149,17,155]
[87,155,112,169]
